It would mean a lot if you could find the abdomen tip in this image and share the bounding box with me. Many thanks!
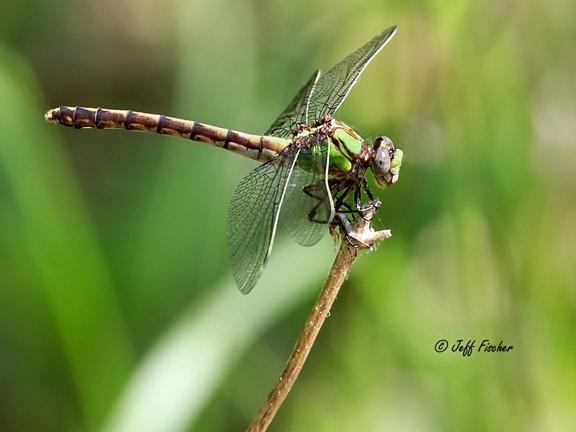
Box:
[44,108,59,122]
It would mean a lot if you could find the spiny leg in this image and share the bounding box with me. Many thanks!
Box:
[363,178,375,201]
[302,180,376,248]
[302,179,339,201]
[307,183,355,225]
[302,181,332,224]
[354,180,382,221]
[302,179,337,223]
[334,213,357,246]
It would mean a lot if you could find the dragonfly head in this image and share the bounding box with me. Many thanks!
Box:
[371,136,403,187]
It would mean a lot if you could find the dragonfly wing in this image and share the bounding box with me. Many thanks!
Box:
[280,135,335,246]
[264,70,320,138]
[307,26,397,123]
[227,145,301,294]
[279,164,327,247]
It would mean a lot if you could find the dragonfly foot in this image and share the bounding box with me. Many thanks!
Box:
[356,199,381,222]
[334,200,390,249]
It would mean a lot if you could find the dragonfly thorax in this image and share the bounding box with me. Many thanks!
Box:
[292,118,371,176]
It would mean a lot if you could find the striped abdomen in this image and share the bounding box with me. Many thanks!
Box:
[44,106,290,162]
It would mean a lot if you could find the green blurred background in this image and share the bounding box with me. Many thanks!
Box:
[1,0,574,431]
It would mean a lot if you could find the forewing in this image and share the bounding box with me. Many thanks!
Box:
[265,70,320,138]
[227,146,301,294]
[280,136,335,246]
[307,26,397,123]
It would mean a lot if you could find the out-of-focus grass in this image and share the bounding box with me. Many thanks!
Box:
[0,0,575,431]
[103,238,333,432]
[0,47,133,429]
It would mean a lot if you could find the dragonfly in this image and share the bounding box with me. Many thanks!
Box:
[44,25,403,294]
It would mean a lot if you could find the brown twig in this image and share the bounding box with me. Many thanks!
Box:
[247,203,391,432]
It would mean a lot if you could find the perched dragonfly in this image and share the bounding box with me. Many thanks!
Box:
[45,25,403,294]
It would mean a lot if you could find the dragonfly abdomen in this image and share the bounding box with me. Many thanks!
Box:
[44,106,288,162]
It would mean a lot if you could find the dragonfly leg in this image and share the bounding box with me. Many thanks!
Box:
[334,198,383,247]
[357,199,382,222]
[334,212,357,246]
[302,182,333,224]
[337,202,355,213]
[305,197,332,225]
[363,178,375,201]
[302,178,341,200]
[334,184,354,210]
[307,183,355,225]
[303,179,341,221]
[354,186,363,209]
[353,181,379,221]
[352,186,372,222]
[307,199,337,224]
[304,180,373,232]
[303,182,326,201]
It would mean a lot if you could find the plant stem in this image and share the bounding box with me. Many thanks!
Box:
[247,204,390,432]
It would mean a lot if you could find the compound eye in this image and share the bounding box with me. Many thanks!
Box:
[374,135,394,150]
[373,146,391,176]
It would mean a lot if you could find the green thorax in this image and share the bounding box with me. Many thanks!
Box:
[295,119,365,175]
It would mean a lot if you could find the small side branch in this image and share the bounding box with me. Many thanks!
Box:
[247,203,390,432]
